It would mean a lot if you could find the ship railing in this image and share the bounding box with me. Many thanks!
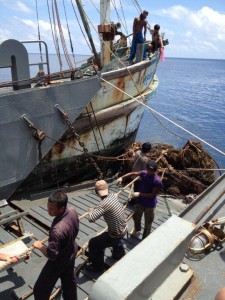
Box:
[0,40,51,90]
[21,40,50,76]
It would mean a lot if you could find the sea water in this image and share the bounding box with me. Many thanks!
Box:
[1,54,225,169]
[137,58,225,170]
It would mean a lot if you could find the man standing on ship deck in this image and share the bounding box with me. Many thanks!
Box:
[127,10,149,62]
[85,180,127,272]
[33,190,79,300]
[131,142,151,192]
[117,160,163,240]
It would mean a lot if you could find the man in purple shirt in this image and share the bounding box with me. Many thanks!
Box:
[33,190,79,300]
[117,160,163,240]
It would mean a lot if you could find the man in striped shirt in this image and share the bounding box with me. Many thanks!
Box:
[85,180,127,272]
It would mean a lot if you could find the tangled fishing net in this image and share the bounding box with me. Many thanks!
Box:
[123,140,217,200]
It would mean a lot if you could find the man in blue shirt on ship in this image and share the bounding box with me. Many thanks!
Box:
[117,160,163,240]
[127,10,149,62]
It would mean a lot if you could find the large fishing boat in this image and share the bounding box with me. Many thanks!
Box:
[0,0,165,200]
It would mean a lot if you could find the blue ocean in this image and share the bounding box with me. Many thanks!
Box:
[1,55,225,170]
[136,58,225,171]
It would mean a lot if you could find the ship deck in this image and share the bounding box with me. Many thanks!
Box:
[0,181,186,300]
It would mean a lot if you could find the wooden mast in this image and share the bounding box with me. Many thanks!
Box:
[100,0,111,67]
[75,0,100,68]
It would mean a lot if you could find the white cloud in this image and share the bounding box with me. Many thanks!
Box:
[15,18,36,30]
[163,6,225,37]
[185,31,192,38]
[38,20,51,32]
[161,5,225,58]
[162,6,189,20]
[16,1,33,13]
[202,41,219,52]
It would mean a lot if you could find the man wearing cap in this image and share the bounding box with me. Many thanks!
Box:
[86,180,127,272]
[117,160,163,240]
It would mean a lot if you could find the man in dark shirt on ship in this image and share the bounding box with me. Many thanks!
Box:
[85,180,127,272]
[117,161,163,240]
[131,142,151,192]
[33,190,79,300]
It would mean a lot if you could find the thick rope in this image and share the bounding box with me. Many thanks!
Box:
[54,0,74,70]
[48,182,137,300]
[47,0,63,72]
[100,77,225,158]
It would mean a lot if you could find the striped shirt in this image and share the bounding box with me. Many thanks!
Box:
[88,193,127,238]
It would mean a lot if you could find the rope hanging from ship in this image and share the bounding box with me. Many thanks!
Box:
[40,127,222,199]
[100,77,225,158]
[55,104,104,180]
[20,108,220,199]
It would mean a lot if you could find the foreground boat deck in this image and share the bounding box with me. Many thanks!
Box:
[0,182,186,300]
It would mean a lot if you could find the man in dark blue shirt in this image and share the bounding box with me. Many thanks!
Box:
[33,190,79,300]
[117,160,163,240]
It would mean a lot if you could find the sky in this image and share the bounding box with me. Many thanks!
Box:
[0,0,225,60]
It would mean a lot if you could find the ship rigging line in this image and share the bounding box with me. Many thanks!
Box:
[100,77,225,158]
[63,0,76,68]
[70,0,93,54]
[54,0,74,70]
[111,0,129,37]
[119,0,129,36]
[35,0,43,63]
[47,0,63,72]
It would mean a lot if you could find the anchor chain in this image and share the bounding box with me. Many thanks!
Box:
[21,114,46,161]
[55,104,103,179]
